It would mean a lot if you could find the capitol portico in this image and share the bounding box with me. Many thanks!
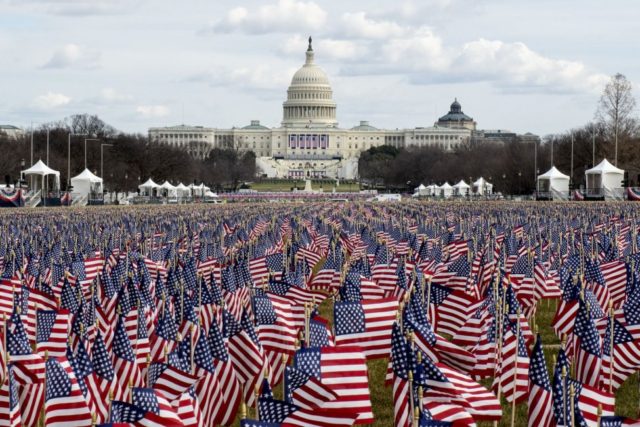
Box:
[149,37,538,180]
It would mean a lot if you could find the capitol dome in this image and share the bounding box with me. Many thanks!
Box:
[282,37,337,128]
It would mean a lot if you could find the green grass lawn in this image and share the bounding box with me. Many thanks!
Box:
[233,286,640,426]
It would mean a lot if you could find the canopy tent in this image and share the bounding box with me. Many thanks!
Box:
[205,191,219,198]
[21,160,60,193]
[473,177,493,195]
[439,182,453,198]
[175,183,191,197]
[413,183,431,197]
[138,178,159,196]
[452,180,471,196]
[585,159,624,199]
[159,181,177,198]
[537,166,570,200]
[189,183,210,197]
[70,168,103,197]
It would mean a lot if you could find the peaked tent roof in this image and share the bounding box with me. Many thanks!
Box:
[473,177,492,186]
[415,184,426,191]
[440,182,453,189]
[585,159,624,175]
[139,178,159,188]
[21,159,60,177]
[538,166,570,180]
[71,168,102,183]
[453,180,470,189]
[175,183,189,190]
[159,181,176,190]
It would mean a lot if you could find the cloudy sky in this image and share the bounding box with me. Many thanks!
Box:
[1,0,638,136]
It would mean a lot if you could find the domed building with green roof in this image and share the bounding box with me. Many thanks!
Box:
[436,99,477,130]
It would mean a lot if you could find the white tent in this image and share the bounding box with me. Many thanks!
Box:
[473,177,493,195]
[453,180,471,196]
[159,181,177,198]
[585,159,624,199]
[189,183,210,197]
[427,184,438,196]
[537,166,570,200]
[70,168,103,197]
[175,183,191,198]
[138,178,159,196]
[21,160,60,193]
[439,182,453,198]
[413,183,431,197]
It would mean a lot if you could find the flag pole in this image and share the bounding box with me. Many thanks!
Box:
[510,307,521,427]
[282,353,288,399]
[41,350,48,427]
[609,302,614,394]
[304,302,310,348]
[255,383,260,420]
[570,382,576,427]
[562,366,569,427]
[190,324,196,374]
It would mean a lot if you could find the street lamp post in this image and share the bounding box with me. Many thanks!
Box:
[68,133,71,190]
[100,143,114,181]
[518,171,522,195]
[533,139,537,189]
[592,128,596,167]
[84,138,99,169]
[502,173,506,197]
[46,129,50,165]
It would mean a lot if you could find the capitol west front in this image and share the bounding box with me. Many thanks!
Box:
[149,38,532,180]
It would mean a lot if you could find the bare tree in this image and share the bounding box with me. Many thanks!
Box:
[596,73,637,166]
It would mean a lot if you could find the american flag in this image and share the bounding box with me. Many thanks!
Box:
[249,253,284,285]
[334,298,398,359]
[44,357,92,427]
[572,300,602,388]
[112,317,143,402]
[227,329,269,407]
[0,364,21,427]
[390,323,412,427]
[294,345,373,424]
[86,331,114,424]
[601,316,640,391]
[527,335,554,427]
[36,309,70,358]
[258,396,359,427]
[284,365,338,410]
[427,283,479,337]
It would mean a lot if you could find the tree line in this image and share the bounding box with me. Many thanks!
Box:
[0,114,256,192]
[359,74,639,194]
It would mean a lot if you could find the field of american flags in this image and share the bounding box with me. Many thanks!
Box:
[0,202,640,426]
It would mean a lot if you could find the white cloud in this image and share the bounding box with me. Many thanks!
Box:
[34,91,71,109]
[136,105,170,118]
[336,23,606,94]
[281,35,362,61]
[380,28,448,71]
[12,0,137,16]
[339,12,408,39]
[207,0,327,34]
[188,64,296,92]
[42,44,100,69]
[451,39,609,93]
[101,88,133,102]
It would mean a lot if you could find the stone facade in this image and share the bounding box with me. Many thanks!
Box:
[148,39,537,179]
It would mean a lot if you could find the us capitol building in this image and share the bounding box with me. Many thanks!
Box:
[149,37,538,180]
